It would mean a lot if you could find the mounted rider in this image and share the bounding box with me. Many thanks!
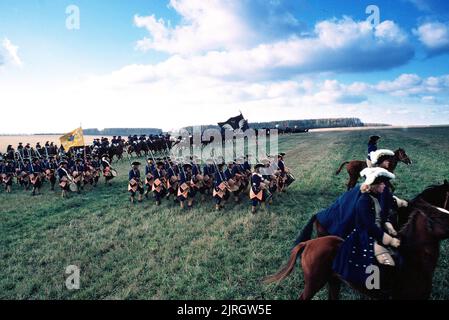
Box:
[333,167,401,297]
[366,135,380,168]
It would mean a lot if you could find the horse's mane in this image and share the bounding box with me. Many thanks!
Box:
[398,206,419,241]
[409,184,446,204]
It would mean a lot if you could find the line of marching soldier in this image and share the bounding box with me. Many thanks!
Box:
[0,152,117,198]
[127,153,295,213]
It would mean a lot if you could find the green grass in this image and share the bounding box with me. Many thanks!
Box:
[1,127,449,300]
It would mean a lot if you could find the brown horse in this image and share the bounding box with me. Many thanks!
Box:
[265,188,449,300]
[294,180,449,250]
[335,148,412,190]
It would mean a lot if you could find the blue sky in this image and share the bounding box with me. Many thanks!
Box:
[1,0,449,133]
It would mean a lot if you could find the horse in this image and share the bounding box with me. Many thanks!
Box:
[108,143,124,162]
[264,183,449,300]
[294,180,449,246]
[335,148,412,190]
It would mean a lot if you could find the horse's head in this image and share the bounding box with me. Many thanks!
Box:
[395,148,412,165]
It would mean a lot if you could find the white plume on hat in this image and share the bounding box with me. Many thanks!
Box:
[369,149,395,165]
[360,167,395,185]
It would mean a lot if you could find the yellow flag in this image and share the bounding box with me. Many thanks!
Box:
[59,127,85,150]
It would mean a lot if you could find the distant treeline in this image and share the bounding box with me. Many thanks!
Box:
[250,118,364,130]
[83,128,163,136]
[362,123,392,127]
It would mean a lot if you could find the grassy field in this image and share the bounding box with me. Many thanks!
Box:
[1,126,449,300]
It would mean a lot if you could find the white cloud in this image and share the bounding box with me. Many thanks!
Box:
[118,17,416,84]
[414,22,449,55]
[1,38,23,67]
[375,73,449,96]
[134,1,413,74]
[134,0,255,55]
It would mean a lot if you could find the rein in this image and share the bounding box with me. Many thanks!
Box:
[443,192,449,211]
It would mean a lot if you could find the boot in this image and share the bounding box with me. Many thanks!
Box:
[251,206,257,214]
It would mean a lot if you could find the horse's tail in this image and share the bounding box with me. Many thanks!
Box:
[263,242,307,284]
[335,161,349,175]
[294,214,317,246]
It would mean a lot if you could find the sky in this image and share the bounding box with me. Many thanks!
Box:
[1,0,449,134]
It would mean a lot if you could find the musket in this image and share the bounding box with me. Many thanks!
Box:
[148,147,157,165]
[211,158,230,191]
[16,151,25,169]
[59,166,75,184]
[34,147,43,159]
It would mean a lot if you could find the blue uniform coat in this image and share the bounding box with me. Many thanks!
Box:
[332,193,385,285]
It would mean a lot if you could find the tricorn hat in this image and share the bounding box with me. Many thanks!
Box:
[183,163,192,169]
[370,149,395,166]
[254,163,265,170]
[360,167,395,185]
[132,161,141,166]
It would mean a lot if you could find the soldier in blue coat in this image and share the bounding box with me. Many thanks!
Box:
[165,160,179,203]
[29,157,44,195]
[177,163,195,209]
[128,161,144,203]
[152,160,166,206]
[144,158,155,199]
[57,160,71,198]
[3,160,15,193]
[249,163,272,214]
[332,168,401,298]
[276,153,287,192]
[72,158,85,192]
[213,162,228,211]
[366,135,380,167]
